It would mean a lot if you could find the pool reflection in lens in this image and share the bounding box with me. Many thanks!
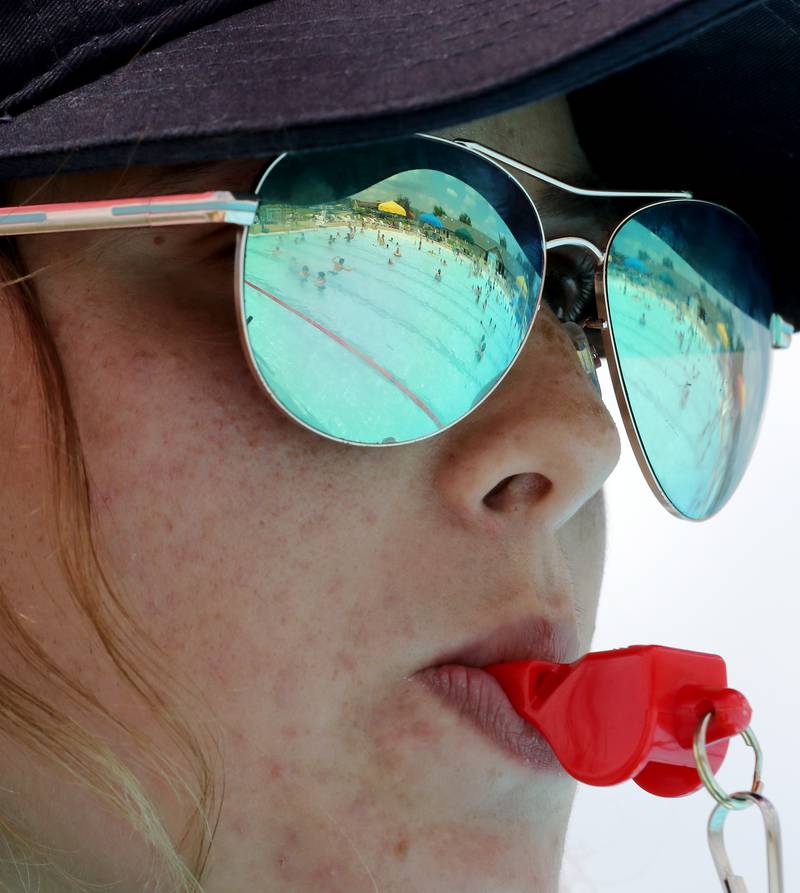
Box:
[603,200,773,520]
[240,135,545,445]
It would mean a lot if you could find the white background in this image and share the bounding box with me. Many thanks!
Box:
[559,342,798,892]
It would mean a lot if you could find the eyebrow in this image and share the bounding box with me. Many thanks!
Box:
[121,160,239,196]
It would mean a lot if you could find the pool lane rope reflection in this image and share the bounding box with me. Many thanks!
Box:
[244,278,444,429]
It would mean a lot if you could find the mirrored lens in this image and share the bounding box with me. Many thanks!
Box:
[605,200,773,520]
[241,136,544,445]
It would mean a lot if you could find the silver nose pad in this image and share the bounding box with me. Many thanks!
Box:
[561,321,601,396]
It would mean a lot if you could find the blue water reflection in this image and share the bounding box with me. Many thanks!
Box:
[606,202,772,519]
[243,160,543,444]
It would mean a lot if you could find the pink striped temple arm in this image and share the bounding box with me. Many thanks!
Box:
[0,191,259,236]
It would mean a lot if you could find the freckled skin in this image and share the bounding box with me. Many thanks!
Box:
[393,837,409,859]
[0,95,620,891]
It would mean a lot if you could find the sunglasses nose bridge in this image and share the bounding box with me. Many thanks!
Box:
[544,236,604,260]
[540,234,607,361]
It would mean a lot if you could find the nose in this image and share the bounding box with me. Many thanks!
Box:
[433,302,621,531]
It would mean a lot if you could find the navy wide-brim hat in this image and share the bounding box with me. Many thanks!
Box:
[0,0,797,329]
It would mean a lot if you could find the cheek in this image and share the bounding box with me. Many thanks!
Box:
[60,296,420,678]
[89,351,317,551]
[557,488,606,646]
[59,290,335,585]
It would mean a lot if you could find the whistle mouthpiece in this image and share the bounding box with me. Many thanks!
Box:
[484,645,751,798]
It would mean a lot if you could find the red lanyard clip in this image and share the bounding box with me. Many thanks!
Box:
[484,644,751,797]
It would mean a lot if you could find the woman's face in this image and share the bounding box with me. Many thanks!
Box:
[2,96,620,891]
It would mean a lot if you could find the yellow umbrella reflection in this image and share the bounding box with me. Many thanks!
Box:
[716,321,730,349]
[377,200,407,217]
[515,275,528,296]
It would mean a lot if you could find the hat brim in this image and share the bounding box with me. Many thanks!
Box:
[0,0,763,179]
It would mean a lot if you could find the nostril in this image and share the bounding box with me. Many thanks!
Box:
[483,472,552,511]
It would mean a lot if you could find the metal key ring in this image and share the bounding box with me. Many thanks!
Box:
[693,712,764,810]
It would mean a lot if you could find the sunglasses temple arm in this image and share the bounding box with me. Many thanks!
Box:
[0,191,259,236]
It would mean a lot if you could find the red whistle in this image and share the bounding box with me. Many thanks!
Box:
[484,645,751,797]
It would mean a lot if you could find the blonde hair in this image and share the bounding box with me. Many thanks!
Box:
[0,164,226,892]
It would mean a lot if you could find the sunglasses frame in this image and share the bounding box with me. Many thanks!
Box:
[594,197,776,521]
[233,134,553,455]
[0,133,793,521]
